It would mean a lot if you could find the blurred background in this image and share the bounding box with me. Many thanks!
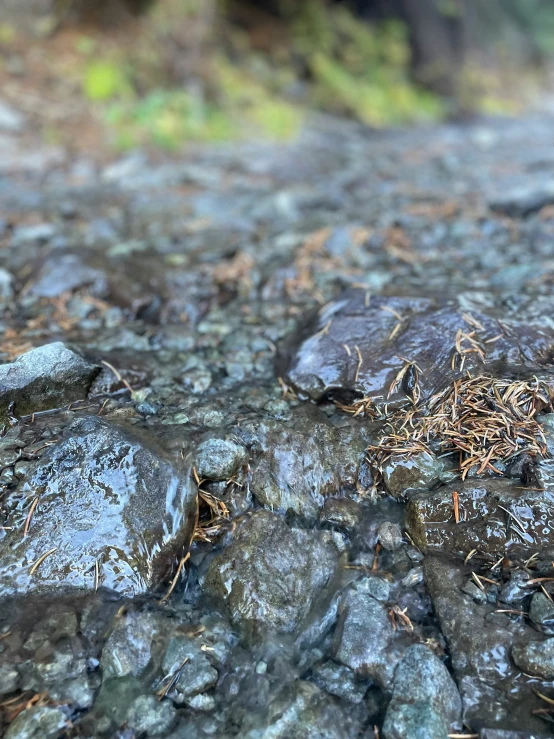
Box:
[1,0,554,153]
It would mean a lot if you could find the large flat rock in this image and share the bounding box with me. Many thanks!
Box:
[405,479,554,554]
[0,416,197,598]
[285,290,554,408]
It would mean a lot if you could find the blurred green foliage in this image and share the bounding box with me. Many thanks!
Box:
[78,0,443,149]
[73,0,554,149]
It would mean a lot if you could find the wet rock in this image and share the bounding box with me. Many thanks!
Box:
[244,405,367,521]
[0,416,197,597]
[0,99,25,132]
[5,705,68,739]
[498,570,530,604]
[405,479,554,554]
[0,664,19,695]
[529,592,554,631]
[332,587,400,688]
[0,342,99,418]
[489,181,554,217]
[242,681,358,739]
[356,575,391,603]
[382,644,462,739]
[377,521,404,551]
[381,451,441,499]
[286,290,554,409]
[0,267,14,301]
[27,253,108,299]
[186,693,216,711]
[480,731,552,739]
[160,635,218,704]
[311,660,369,703]
[424,555,546,731]
[126,695,177,736]
[195,436,248,481]
[512,637,554,679]
[320,497,362,530]
[102,611,168,679]
[201,510,339,633]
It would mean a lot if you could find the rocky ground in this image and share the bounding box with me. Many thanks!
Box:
[2,106,554,737]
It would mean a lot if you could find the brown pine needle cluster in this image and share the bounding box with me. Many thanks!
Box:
[368,374,551,481]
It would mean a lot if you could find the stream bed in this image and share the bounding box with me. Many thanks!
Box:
[1,113,554,737]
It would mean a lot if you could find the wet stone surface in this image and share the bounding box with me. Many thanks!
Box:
[0,416,197,597]
[3,112,554,735]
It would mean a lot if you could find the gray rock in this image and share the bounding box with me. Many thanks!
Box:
[382,644,461,739]
[50,676,95,710]
[27,253,108,299]
[0,342,99,417]
[201,510,338,632]
[489,181,554,217]
[185,693,216,711]
[424,556,547,731]
[530,592,554,630]
[356,575,391,603]
[0,267,14,300]
[161,635,218,703]
[242,681,358,739]
[5,706,68,739]
[332,588,400,688]
[320,497,362,530]
[246,405,367,521]
[102,611,169,679]
[499,570,530,604]
[311,660,370,703]
[195,436,248,481]
[381,451,441,499]
[512,638,554,679]
[126,694,177,736]
[0,664,19,695]
[377,521,404,550]
[405,479,553,553]
[0,416,197,597]
[0,99,25,132]
[286,291,554,411]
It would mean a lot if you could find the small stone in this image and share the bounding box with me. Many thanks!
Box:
[201,510,338,633]
[126,694,176,736]
[377,521,404,550]
[5,705,68,739]
[499,570,530,604]
[0,664,19,695]
[0,268,14,301]
[382,452,441,499]
[195,437,248,481]
[382,644,462,739]
[462,581,487,604]
[185,693,216,711]
[512,638,554,679]
[332,589,399,688]
[102,612,166,679]
[0,342,99,418]
[0,99,24,132]
[356,575,391,603]
[161,636,218,702]
[530,592,554,630]
[401,567,424,588]
[320,497,362,530]
[242,681,357,738]
[311,660,370,704]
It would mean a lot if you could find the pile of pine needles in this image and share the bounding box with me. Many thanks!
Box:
[367,374,552,480]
